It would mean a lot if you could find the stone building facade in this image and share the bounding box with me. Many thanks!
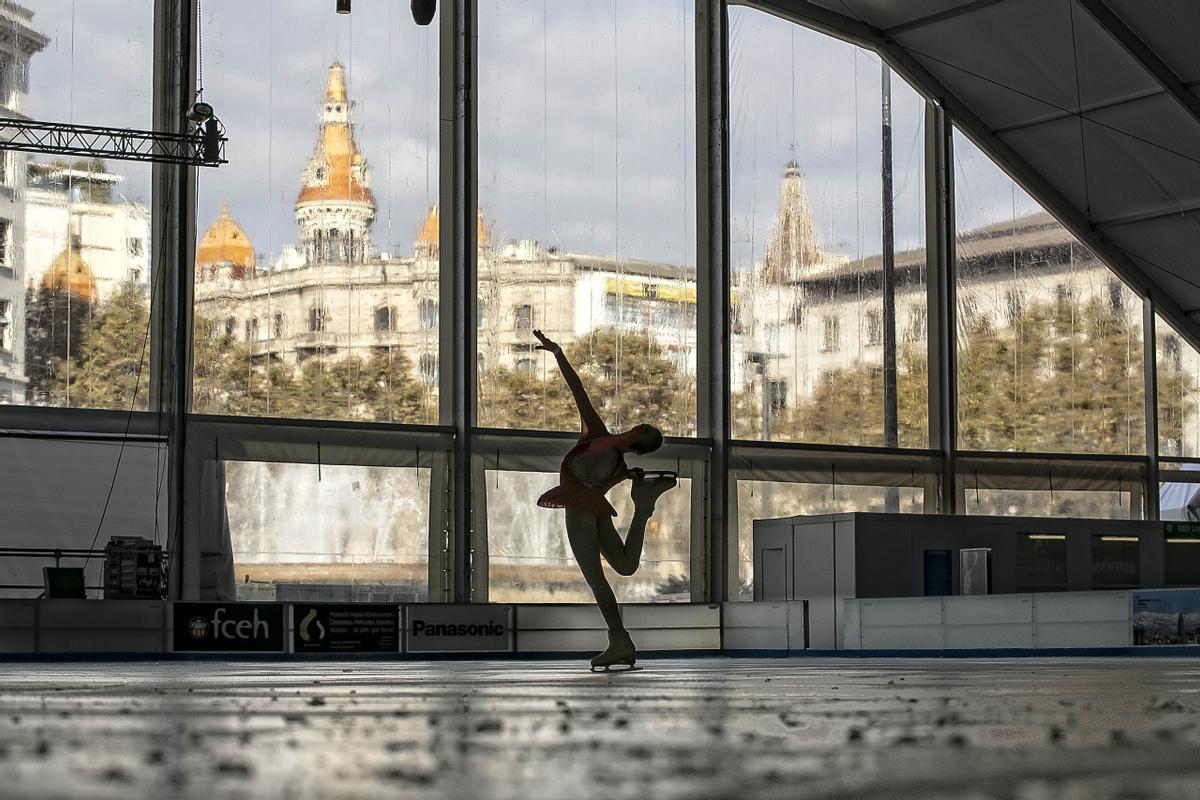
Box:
[0,1,46,403]
[195,64,700,401]
[196,63,1152,448]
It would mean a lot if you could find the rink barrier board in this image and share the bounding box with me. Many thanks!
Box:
[0,593,1195,656]
[842,592,1134,651]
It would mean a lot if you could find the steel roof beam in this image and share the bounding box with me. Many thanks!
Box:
[883,0,1003,37]
[1076,0,1200,131]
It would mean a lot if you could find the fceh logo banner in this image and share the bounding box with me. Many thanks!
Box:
[172,602,286,652]
[405,604,514,653]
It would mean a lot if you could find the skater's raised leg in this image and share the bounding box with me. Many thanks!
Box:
[596,475,676,576]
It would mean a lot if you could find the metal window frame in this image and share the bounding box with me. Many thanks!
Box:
[728,0,1165,535]
[11,0,1183,603]
[439,0,476,603]
[463,1,722,603]
[697,0,731,602]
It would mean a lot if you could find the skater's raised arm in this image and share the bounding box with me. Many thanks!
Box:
[533,329,607,438]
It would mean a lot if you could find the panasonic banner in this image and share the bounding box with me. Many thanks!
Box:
[172,603,286,652]
[405,604,514,653]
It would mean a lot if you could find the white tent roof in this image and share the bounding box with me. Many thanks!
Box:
[761,0,1200,347]
[1161,463,1200,521]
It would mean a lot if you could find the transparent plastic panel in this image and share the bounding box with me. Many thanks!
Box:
[963,487,1136,520]
[477,1,697,436]
[953,129,1145,455]
[1156,315,1200,458]
[735,479,925,600]
[192,2,440,422]
[486,470,692,603]
[2,3,153,409]
[226,462,430,602]
[728,7,928,447]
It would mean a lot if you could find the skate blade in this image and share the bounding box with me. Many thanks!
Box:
[589,663,642,673]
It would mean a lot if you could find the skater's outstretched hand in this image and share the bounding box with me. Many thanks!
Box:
[535,329,607,438]
[533,329,561,354]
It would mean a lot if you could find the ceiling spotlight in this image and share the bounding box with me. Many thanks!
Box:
[336,0,351,14]
[186,100,214,124]
[412,0,436,25]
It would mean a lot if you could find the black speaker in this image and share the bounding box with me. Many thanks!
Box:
[412,0,436,25]
[44,567,86,599]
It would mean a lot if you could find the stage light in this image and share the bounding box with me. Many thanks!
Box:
[337,0,351,14]
[412,0,436,25]
[186,101,214,124]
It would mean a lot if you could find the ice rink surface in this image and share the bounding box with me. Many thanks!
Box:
[0,657,1198,799]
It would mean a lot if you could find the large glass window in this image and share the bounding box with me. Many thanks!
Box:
[191,2,440,423]
[226,462,430,602]
[728,7,928,448]
[953,130,1145,455]
[485,470,693,603]
[1157,316,1200,459]
[477,1,697,437]
[3,3,154,410]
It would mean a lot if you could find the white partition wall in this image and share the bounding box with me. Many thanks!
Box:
[845,592,1133,652]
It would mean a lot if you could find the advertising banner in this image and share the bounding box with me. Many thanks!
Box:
[405,604,513,653]
[293,604,400,653]
[172,602,286,652]
[1132,589,1200,646]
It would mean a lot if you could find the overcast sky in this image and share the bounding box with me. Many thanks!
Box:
[24,1,1041,268]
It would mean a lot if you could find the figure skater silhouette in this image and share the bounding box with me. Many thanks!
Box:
[533,329,677,671]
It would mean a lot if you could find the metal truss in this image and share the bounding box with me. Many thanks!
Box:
[0,118,226,166]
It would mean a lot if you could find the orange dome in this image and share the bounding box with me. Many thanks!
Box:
[197,202,256,279]
[415,204,491,255]
[43,243,96,302]
[295,64,375,208]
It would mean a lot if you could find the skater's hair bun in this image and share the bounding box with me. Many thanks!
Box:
[630,424,663,454]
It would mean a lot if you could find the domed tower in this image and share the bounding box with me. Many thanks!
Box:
[762,161,824,284]
[43,242,97,302]
[414,204,492,260]
[196,202,256,280]
[296,63,376,265]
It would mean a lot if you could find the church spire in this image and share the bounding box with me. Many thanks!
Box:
[761,161,824,283]
[295,63,376,264]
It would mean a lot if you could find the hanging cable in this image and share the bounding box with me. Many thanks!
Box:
[81,159,178,594]
[1066,0,1092,218]
[195,0,204,102]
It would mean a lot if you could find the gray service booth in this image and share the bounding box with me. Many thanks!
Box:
[753,513,1200,649]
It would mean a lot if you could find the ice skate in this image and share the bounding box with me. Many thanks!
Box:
[590,630,638,672]
[630,473,676,513]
